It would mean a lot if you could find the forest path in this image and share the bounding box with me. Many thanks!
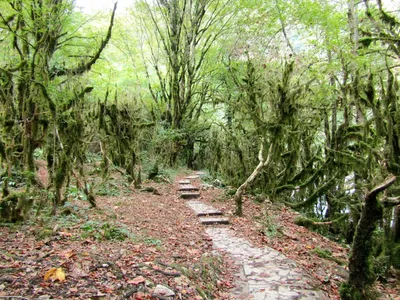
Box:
[178,174,326,300]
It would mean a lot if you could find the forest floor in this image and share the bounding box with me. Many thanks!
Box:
[0,167,399,299]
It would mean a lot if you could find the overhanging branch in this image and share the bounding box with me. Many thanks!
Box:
[50,3,117,79]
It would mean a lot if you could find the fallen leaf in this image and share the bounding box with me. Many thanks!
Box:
[64,250,75,259]
[44,268,57,281]
[44,268,66,282]
[128,276,146,285]
[187,248,200,255]
[58,231,72,237]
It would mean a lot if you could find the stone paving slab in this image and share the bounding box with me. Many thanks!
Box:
[178,180,191,184]
[199,217,230,225]
[182,184,325,299]
[180,192,200,199]
[206,227,326,300]
[196,211,223,217]
[178,184,199,191]
[195,171,206,176]
[186,200,223,216]
[185,175,200,179]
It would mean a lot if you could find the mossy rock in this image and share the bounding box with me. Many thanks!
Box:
[254,194,266,203]
[0,192,33,222]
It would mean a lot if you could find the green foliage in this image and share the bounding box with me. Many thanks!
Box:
[339,282,379,300]
[80,220,131,241]
[294,216,315,228]
[34,212,80,240]
[256,212,281,238]
[33,149,45,160]
[254,194,266,203]
[67,186,87,201]
[393,245,400,269]
[225,189,236,197]
[0,192,33,223]
[372,255,390,279]
[0,0,117,216]
[311,247,346,265]
[95,183,120,196]
[142,237,162,246]
[311,247,332,259]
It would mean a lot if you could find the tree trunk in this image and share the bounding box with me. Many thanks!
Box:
[233,141,273,216]
[394,205,400,243]
[341,175,396,299]
[186,140,195,169]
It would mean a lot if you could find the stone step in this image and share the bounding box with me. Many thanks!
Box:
[178,185,199,192]
[180,192,200,199]
[186,200,223,217]
[199,217,229,225]
[178,180,191,185]
[196,211,223,217]
[195,171,206,176]
[185,175,199,180]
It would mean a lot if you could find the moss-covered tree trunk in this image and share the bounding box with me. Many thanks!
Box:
[233,141,273,216]
[341,175,396,300]
[394,206,400,243]
[186,139,195,169]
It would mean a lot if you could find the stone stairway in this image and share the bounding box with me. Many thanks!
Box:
[177,172,326,299]
[177,173,230,225]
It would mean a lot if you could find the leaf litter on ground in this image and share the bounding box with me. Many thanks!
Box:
[0,171,234,299]
[0,169,399,299]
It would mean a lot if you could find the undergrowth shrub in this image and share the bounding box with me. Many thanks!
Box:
[80,220,130,241]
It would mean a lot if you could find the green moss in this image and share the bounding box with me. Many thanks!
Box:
[311,247,346,265]
[36,228,55,240]
[55,158,68,189]
[392,244,400,268]
[340,282,379,300]
[80,221,130,241]
[225,188,236,197]
[311,247,332,259]
[0,192,32,222]
[254,194,266,203]
[294,216,315,227]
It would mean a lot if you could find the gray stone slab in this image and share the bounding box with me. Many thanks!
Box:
[205,227,326,299]
[195,171,206,176]
[196,211,223,217]
[185,175,199,179]
[186,200,223,216]
[178,180,191,184]
[199,217,229,225]
[184,199,325,299]
[178,184,199,191]
[180,192,200,199]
